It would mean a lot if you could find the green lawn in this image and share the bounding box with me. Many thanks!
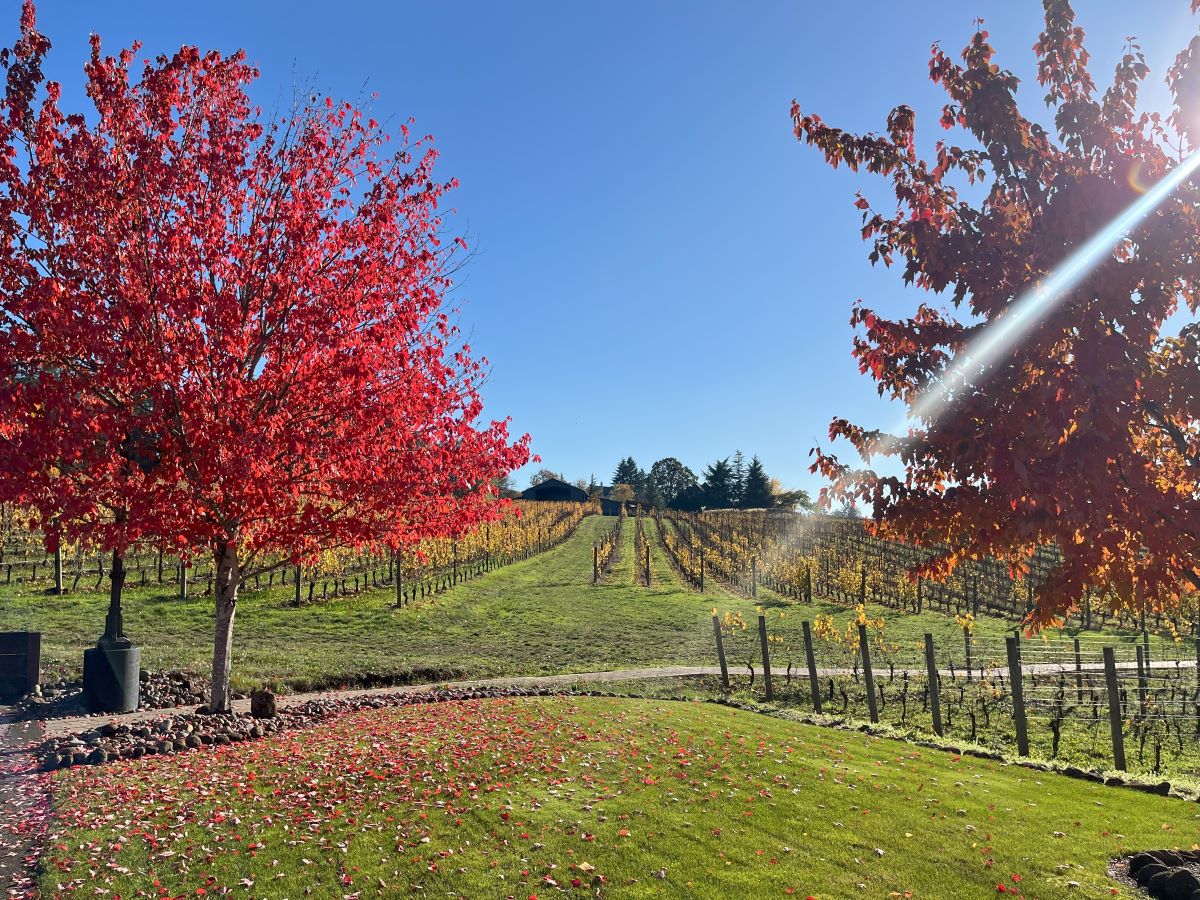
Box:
[41,695,1200,898]
[0,515,1181,694]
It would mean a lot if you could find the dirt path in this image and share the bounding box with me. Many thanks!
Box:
[35,658,1196,740]
[0,709,46,898]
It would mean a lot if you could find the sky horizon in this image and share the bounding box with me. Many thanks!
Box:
[22,1,1198,493]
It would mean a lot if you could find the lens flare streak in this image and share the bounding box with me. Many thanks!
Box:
[905,151,1200,430]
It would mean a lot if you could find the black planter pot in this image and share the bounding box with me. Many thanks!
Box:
[0,631,40,700]
[83,643,141,713]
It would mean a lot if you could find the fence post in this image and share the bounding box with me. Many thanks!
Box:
[803,620,822,714]
[758,613,773,702]
[699,552,705,593]
[645,544,651,587]
[593,545,599,585]
[859,623,878,723]
[712,614,729,690]
[1006,636,1029,757]
[963,627,973,682]
[924,633,942,737]
[1074,637,1083,704]
[751,558,757,599]
[179,563,188,601]
[295,563,303,607]
[916,577,923,613]
[1103,646,1126,771]
[1135,644,1147,714]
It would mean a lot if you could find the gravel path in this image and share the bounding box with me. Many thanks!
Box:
[36,658,1195,739]
[0,709,46,897]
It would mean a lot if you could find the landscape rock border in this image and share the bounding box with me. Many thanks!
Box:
[1120,849,1200,900]
[16,669,211,721]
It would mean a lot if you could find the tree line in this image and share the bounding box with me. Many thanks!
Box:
[520,453,813,512]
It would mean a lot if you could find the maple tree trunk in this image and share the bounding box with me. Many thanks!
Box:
[210,541,241,714]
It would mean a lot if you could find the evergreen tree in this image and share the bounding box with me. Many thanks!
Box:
[700,458,734,509]
[730,450,746,508]
[741,456,773,508]
[612,457,641,492]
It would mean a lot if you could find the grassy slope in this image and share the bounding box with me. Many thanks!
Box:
[42,696,1200,899]
[0,515,1179,694]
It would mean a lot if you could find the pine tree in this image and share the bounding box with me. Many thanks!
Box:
[701,458,734,509]
[612,457,640,492]
[741,456,773,509]
[730,450,746,508]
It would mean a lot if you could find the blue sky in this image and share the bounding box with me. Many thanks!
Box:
[28,1,1197,492]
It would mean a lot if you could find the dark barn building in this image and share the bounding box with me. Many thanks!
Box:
[520,478,589,503]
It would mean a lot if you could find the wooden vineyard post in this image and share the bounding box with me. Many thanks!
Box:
[963,626,973,682]
[1103,647,1127,771]
[156,547,164,584]
[803,620,822,714]
[699,552,705,593]
[916,577,923,613]
[1135,644,1147,714]
[644,544,651,587]
[179,563,188,601]
[758,613,773,702]
[1074,637,1083,704]
[294,563,303,607]
[593,545,599,585]
[803,563,812,603]
[751,558,757,599]
[712,614,729,690]
[924,633,942,736]
[52,544,63,595]
[1006,636,1029,757]
[859,623,878,723]
[858,564,866,606]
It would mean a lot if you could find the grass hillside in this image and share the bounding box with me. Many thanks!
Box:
[0,514,1173,694]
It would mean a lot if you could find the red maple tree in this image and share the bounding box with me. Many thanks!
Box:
[794,1,1200,625]
[0,4,530,710]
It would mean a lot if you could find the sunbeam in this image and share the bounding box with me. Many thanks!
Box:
[901,151,1200,433]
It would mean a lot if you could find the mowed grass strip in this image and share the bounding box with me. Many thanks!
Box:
[42,696,1200,898]
[0,515,1177,694]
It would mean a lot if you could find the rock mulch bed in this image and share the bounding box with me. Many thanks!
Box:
[16,669,213,721]
[1117,850,1200,899]
[33,685,568,771]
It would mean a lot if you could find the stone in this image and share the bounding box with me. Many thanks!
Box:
[1137,863,1170,884]
[1161,868,1200,900]
[1129,853,1159,875]
[1152,851,1188,867]
[250,689,277,719]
